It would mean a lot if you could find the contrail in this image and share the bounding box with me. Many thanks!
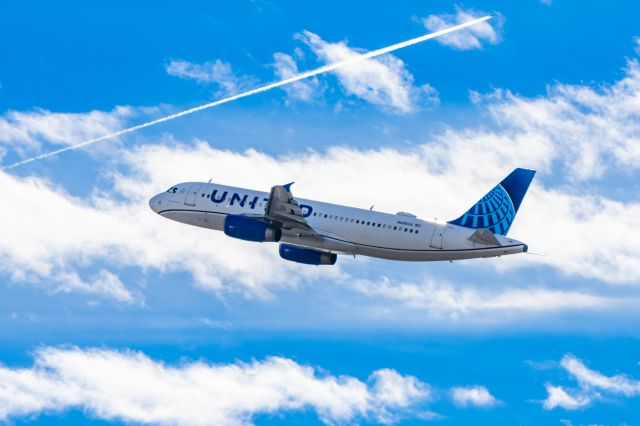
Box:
[1,15,491,170]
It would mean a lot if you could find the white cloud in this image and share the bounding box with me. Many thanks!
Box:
[3,40,640,307]
[1,125,640,303]
[420,59,640,284]
[166,59,257,96]
[197,318,232,329]
[272,52,322,102]
[353,278,628,320]
[634,36,640,55]
[297,30,438,113]
[368,369,432,423]
[543,354,640,410]
[450,386,499,407]
[0,163,340,302]
[165,30,439,113]
[543,384,591,410]
[561,354,640,396]
[0,106,135,152]
[476,60,640,181]
[423,7,503,50]
[52,269,141,305]
[0,347,430,425]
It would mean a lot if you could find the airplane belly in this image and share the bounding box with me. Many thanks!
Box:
[351,224,526,261]
[354,244,527,261]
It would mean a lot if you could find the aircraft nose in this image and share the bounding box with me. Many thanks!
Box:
[148,194,163,213]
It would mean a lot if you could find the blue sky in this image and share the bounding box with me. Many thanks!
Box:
[1,0,640,425]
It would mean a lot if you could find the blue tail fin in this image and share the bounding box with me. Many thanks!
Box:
[448,168,536,236]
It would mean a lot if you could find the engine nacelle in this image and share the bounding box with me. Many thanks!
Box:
[224,215,281,242]
[279,244,337,265]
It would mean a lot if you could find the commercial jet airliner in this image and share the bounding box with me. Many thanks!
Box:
[149,168,535,265]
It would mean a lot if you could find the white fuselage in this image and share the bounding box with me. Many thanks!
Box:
[149,182,527,261]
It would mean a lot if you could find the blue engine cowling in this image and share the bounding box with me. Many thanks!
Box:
[224,215,282,242]
[279,244,337,265]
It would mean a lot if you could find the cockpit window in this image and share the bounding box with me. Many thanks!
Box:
[167,186,178,193]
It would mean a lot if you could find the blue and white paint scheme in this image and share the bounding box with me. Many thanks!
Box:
[149,168,535,265]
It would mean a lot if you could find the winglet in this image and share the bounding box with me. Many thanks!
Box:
[282,182,295,192]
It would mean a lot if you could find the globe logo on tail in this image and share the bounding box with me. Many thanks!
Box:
[451,184,516,236]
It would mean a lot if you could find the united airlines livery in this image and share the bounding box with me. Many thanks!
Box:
[149,168,535,265]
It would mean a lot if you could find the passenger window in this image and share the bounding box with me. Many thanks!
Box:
[404,228,408,232]
[393,226,397,230]
[324,214,328,218]
[367,222,371,226]
[377,224,381,227]
[416,231,419,234]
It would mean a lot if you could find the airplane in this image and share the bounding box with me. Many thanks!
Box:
[149,168,535,265]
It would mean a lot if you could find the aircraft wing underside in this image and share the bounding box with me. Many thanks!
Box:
[263,183,322,240]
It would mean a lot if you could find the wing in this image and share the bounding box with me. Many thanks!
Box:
[264,183,321,239]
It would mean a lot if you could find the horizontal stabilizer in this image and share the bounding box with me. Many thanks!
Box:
[468,229,501,246]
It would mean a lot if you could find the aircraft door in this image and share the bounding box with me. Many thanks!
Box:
[429,224,446,249]
[184,184,202,206]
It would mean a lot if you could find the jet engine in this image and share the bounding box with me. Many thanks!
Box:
[279,244,337,265]
[224,215,281,242]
